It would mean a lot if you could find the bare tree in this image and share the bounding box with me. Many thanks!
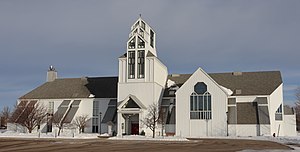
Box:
[295,87,300,130]
[141,102,161,138]
[72,114,89,133]
[0,106,11,128]
[52,113,70,136]
[10,101,47,133]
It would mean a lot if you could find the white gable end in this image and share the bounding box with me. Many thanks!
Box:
[176,67,228,137]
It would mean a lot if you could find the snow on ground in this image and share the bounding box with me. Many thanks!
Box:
[0,130,99,139]
[2,129,300,149]
[109,135,189,141]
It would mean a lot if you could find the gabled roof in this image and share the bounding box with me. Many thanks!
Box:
[209,71,282,96]
[19,77,118,99]
[146,51,155,57]
[167,71,282,96]
[118,94,147,110]
[119,53,127,58]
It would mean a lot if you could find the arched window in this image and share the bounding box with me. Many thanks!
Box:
[190,82,212,120]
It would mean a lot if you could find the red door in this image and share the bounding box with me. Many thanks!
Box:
[131,123,139,135]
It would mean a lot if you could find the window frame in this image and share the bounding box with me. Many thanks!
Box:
[190,91,212,120]
[128,51,136,79]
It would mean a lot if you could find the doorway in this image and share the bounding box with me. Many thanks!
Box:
[131,123,139,135]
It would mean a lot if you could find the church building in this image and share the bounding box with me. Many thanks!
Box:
[15,17,297,137]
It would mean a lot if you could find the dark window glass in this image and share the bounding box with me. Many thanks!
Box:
[137,50,145,78]
[128,51,135,79]
[92,126,98,133]
[208,96,211,110]
[128,37,136,49]
[141,21,145,30]
[199,96,203,110]
[190,96,193,111]
[150,30,154,48]
[138,37,145,48]
[204,96,207,110]
[194,82,207,94]
[190,84,211,120]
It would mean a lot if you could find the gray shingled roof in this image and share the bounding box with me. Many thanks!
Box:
[19,77,118,99]
[21,71,281,99]
[167,71,282,96]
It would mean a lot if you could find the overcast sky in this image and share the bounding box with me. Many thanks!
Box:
[0,0,299,110]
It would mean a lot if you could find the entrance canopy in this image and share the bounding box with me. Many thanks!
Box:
[118,94,146,114]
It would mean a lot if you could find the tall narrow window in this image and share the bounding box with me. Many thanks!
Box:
[128,51,135,79]
[150,30,154,48]
[47,101,54,132]
[128,37,136,49]
[137,50,145,78]
[190,82,212,120]
[141,21,145,30]
[139,29,144,38]
[138,37,145,48]
[92,100,99,133]
[275,104,283,120]
[48,101,54,114]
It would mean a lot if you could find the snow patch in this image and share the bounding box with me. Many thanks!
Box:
[0,130,99,139]
[220,85,233,95]
[167,79,176,88]
[109,135,188,141]
[89,94,95,98]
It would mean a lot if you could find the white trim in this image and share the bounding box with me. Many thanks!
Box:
[117,94,147,110]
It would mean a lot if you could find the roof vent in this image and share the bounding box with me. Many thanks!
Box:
[233,72,242,76]
[235,89,242,95]
[171,74,180,77]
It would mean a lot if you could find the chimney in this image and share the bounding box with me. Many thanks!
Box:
[47,65,57,82]
[233,72,242,76]
[235,89,242,95]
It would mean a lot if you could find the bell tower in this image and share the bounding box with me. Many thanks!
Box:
[125,16,157,80]
[117,16,168,136]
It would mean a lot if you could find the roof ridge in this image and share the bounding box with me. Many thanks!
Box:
[208,70,280,75]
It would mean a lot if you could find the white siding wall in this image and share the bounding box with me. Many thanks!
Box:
[283,115,297,136]
[118,58,127,83]
[153,58,168,87]
[269,84,284,136]
[176,68,227,137]
[234,125,270,136]
[14,98,115,134]
[236,125,258,136]
[117,49,168,136]
[145,58,154,82]
[260,124,271,136]
[228,125,236,136]
[38,98,93,133]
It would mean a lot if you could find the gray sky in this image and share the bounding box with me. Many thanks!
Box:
[0,0,299,110]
